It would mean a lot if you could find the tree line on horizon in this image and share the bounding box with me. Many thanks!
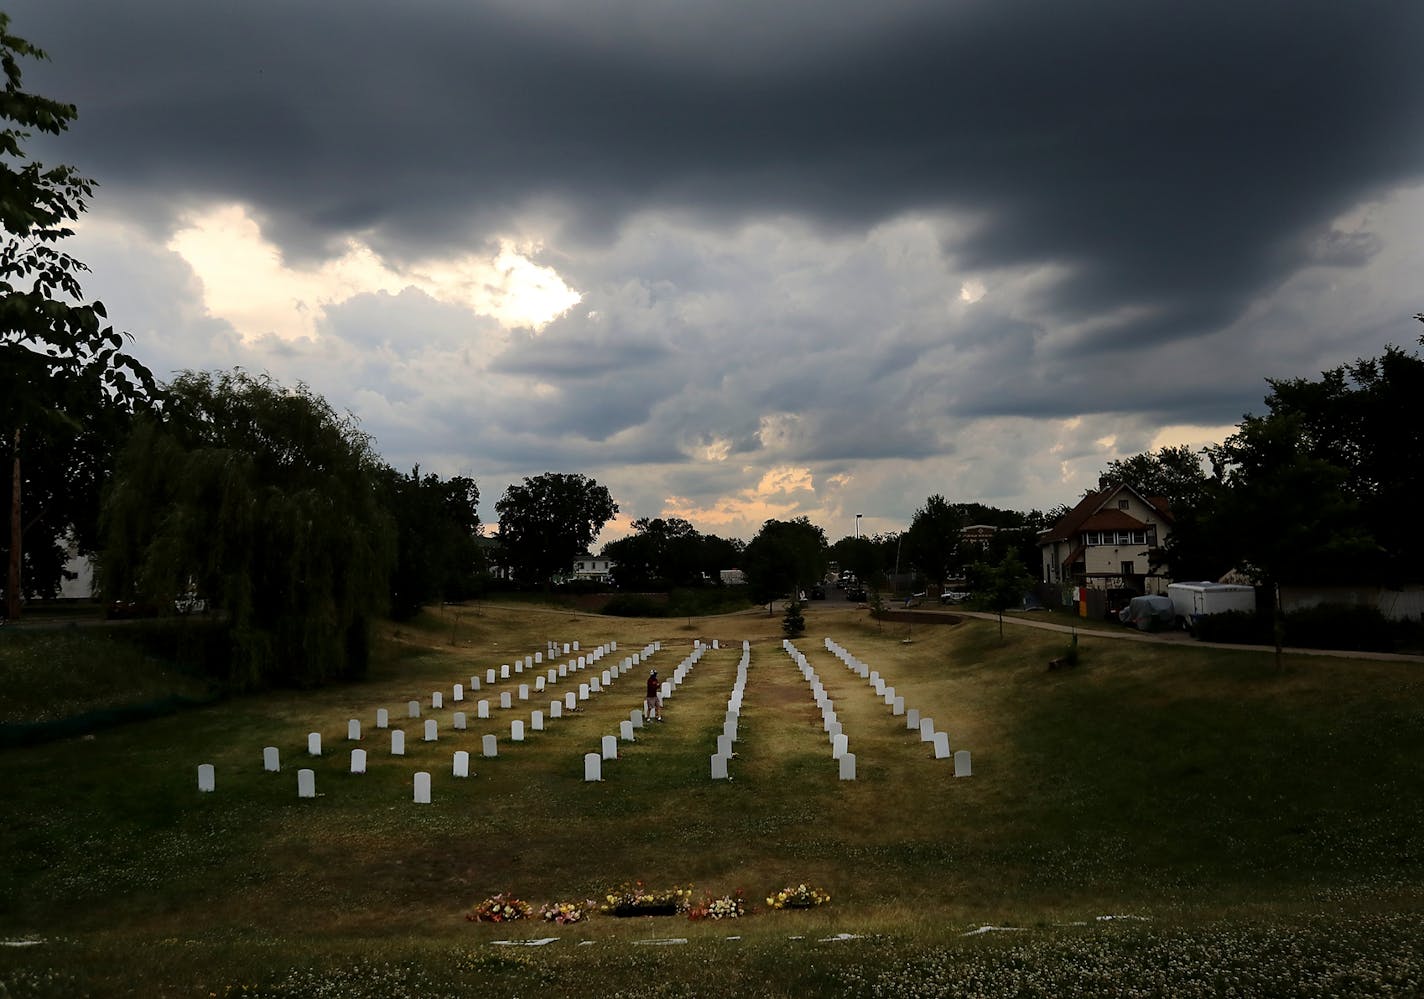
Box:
[5,15,1422,688]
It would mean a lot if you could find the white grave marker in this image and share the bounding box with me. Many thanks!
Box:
[486,668,496,685]
[453,683,464,702]
[565,692,577,711]
[391,730,406,755]
[601,734,617,760]
[531,710,545,731]
[307,732,322,756]
[620,720,635,742]
[711,754,728,779]
[414,771,431,804]
[832,733,848,760]
[550,700,563,719]
[432,691,443,709]
[348,719,361,741]
[375,708,389,729]
[920,718,935,742]
[839,753,857,780]
[454,712,467,730]
[197,764,215,792]
[477,699,490,719]
[424,719,438,742]
[584,752,602,781]
[453,750,470,777]
[518,684,530,701]
[499,692,512,710]
[630,709,644,729]
[263,746,280,772]
[954,750,972,777]
[933,732,951,759]
[511,720,525,742]
[297,768,316,798]
[408,700,421,719]
[482,734,498,758]
[351,748,367,773]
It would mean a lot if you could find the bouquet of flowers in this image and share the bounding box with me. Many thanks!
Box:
[765,883,831,910]
[599,881,694,917]
[466,893,532,922]
[540,900,591,925]
[689,889,747,921]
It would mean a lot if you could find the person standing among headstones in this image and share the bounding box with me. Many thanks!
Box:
[645,669,664,722]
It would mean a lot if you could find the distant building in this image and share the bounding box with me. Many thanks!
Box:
[1038,483,1173,595]
[960,524,998,550]
[569,555,614,584]
[720,569,745,586]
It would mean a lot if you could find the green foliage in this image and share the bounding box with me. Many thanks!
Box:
[380,466,481,620]
[1191,608,1271,644]
[0,15,156,609]
[781,598,806,638]
[495,472,617,587]
[902,494,962,585]
[601,516,737,590]
[101,370,394,689]
[600,593,669,617]
[971,551,1036,638]
[743,517,827,611]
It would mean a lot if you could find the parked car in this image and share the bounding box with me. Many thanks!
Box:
[940,590,971,605]
[845,585,867,601]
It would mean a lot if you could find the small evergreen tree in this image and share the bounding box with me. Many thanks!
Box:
[781,598,806,638]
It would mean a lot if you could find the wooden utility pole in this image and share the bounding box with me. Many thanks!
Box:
[6,427,20,621]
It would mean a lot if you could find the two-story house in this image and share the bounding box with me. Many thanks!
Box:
[1039,483,1173,595]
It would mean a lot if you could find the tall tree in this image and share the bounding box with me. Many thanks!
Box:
[102,371,394,689]
[970,551,1036,639]
[381,466,482,619]
[603,516,702,590]
[742,517,827,614]
[902,494,963,588]
[495,473,617,587]
[1,14,155,617]
[1099,445,1211,513]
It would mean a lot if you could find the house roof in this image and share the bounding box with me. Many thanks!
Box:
[1038,484,1172,544]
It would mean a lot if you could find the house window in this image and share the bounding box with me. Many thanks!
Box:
[1118,499,1130,510]
[1121,560,1135,577]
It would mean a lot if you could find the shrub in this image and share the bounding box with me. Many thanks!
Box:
[601,594,670,618]
[1193,609,1272,644]
[1284,603,1397,652]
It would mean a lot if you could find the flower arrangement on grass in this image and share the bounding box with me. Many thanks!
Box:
[540,900,592,925]
[465,893,532,923]
[765,883,831,910]
[689,889,747,921]
[599,881,694,917]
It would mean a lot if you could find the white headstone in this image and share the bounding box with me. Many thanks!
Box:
[477,699,490,719]
[414,771,432,804]
[550,699,563,719]
[892,696,905,716]
[547,667,558,684]
[297,768,316,798]
[486,668,496,685]
[453,683,464,702]
[620,719,635,742]
[630,709,644,728]
[954,749,972,777]
[197,763,215,792]
[717,733,732,757]
[501,664,511,679]
[453,750,469,777]
[482,734,498,758]
[584,752,602,781]
[391,730,406,755]
[424,719,438,742]
[578,683,590,701]
[454,711,467,730]
[919,718,935,742]
[518,684,530,701]
[376,708,389,729]
[526,654,534,669]
[512,720,526,742]
[559,663,569,678]
[565,692,577,711]
[263,746,280,772]
[348,719,361,741]
[589,677,601,693]
[432,691,443,709]
[601,734,617,760]
[469,676,481,691]
[711,753,728,779]
[408,700,421,719]
[535,676,546,692]
[601,669,612,686]
[351,748,367,773]
[499,692,512,709]
[832,733,848,760]
[573,641,580,652]
[307,732,322,756]
[839,752,857,780]
[564,643,571,654]
[531,710,544,731]
[933,732,951,759]
[906,708,920,731]
[535,652,543,664]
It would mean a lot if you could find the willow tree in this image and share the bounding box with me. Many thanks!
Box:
[102,371,394,688]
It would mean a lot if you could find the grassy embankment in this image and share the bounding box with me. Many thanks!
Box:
[1,601,1421,997]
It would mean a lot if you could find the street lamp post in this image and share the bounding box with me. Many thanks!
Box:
[855,513,862,540]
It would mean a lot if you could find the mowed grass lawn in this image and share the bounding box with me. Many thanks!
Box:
[1,601,1422,997]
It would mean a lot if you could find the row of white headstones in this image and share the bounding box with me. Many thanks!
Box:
[782,639,862,779]
[581,639,720,781]
[194,638,668,798]
[709,643,751,780]
[822,637,972,778]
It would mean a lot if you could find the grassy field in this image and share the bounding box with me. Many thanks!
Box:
[1,601,1421,997]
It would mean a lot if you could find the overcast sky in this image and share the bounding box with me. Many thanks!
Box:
[11,0,1424,544]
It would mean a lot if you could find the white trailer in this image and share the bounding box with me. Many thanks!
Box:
[1167,581,1257,630]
